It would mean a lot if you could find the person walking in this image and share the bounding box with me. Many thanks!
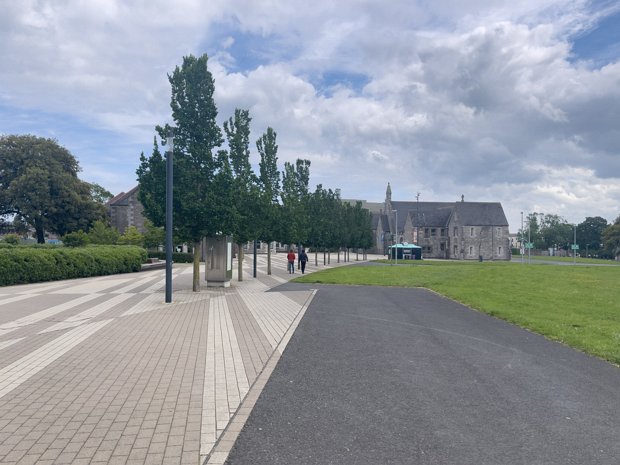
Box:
[299,248,308,274]
[287,249,296,274]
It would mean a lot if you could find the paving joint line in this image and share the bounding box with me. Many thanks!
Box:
[202,288,318,465]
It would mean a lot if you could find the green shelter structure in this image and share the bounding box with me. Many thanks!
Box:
[388,243,422,260]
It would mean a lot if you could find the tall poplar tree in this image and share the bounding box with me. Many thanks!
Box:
[256,127,280,274]
[224,108,259,281]
[280,159,311,254]
[137,53,226,291]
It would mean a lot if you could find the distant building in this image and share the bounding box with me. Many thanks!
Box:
[107,186,146,234]
[371,183,511,260]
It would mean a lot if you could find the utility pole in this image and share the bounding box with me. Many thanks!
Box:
[165,127,175,303]
[415,192,420,245]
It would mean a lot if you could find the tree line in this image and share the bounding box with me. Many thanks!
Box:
[519,213,620,259]
[136,53,372,290]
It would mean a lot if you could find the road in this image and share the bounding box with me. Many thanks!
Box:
[225,284,620,465]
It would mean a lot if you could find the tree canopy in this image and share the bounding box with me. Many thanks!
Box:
[137,53,229,290]
[0,135,107,243]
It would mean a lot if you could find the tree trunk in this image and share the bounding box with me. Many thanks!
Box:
[192,241,201,292]
[35,221,45,244]
[237,243,244,281]
[315,249,318,266]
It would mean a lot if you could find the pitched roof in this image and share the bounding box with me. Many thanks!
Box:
[107,186,140,206]
[386,200,509,230]
[392,201,454,228]
[452,202,508,226]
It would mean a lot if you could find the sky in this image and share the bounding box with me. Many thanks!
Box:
[1,0,619,232]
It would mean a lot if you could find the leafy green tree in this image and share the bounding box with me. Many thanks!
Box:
[256,127,281,274]
[142,220,165,250]
[118,226,144,247]
[577,216,608,255]
[137,53,226,291]
[521,213,542,249]
[224,108,259,281]
[539,214,572,250]
[349,201,373,253]
[89,183,114,204]
[137,138,166,227]
[88,220,120,244]
[602,215,620,259]
[280,159,311,249]
[0,135,107,243]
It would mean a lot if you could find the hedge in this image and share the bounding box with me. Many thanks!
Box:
[0,245,148,286]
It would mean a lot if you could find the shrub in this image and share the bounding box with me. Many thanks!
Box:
[0,245,147,286]
[62,230,90,247]
[88,220,120,244]
[118,226,144,247]
[2,233,21,245]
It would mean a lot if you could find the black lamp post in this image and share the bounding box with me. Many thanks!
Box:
[165,127,174,303]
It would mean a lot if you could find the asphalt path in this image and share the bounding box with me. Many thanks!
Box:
[224,284,620,465]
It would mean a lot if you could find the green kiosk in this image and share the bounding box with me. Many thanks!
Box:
[388,242,422,260]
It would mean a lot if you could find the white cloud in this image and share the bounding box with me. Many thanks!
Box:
[0,0,619,229]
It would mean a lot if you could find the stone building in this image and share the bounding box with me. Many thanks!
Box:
[372,183,511,260]
[107,186,146,234]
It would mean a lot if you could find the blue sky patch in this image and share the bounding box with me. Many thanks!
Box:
[570,8,620,67]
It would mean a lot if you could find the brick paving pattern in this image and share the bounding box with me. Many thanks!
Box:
[0,251,377,464]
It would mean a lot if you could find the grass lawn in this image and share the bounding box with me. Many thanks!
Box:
[511,254,617,264]
[294,260,620,365]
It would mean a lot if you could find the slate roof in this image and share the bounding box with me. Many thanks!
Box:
[385,200,508,231]
[452,202,508,226]
[107,186,139,207]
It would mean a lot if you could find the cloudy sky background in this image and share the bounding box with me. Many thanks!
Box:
[1,0,619,231]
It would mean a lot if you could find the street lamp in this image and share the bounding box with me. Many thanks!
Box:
[520,211,524,264]
[165,126,175,303]
[573,223,577,265]
[392,209,398,265]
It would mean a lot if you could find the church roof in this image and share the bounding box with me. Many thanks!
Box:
[107,186,140,207]
[452,202,508,226]
[387,200,508,230]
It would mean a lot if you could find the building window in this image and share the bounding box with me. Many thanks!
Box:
[431,228,437,237]
[453,245,458,256]
[498,246,502,255]
[440,243,445,251]
[470,227,474,237]
[453,227,458,237]
[469,246,473,255]
[440,228,446,237]
[424,228,430,238]
[496,227,502,236]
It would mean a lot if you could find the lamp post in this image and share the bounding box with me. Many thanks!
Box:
[573,223,577,265]
[392,209,398,265]
[165,127,174,303]
[520,211,524,264]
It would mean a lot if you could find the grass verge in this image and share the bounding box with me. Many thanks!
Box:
[294,260,620,365]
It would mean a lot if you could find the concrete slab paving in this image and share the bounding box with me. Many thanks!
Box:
[0,250,376,464]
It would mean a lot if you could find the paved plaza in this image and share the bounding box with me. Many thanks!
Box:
[0,252,374,465]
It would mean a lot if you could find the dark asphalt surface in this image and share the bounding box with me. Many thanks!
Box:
[225,284,620,465]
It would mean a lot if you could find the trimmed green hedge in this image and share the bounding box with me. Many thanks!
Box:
[0,245,148,286]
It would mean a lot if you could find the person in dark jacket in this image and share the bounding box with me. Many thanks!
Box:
[299,248,308,274]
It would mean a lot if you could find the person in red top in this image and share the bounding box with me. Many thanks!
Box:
[287,249,296,274]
